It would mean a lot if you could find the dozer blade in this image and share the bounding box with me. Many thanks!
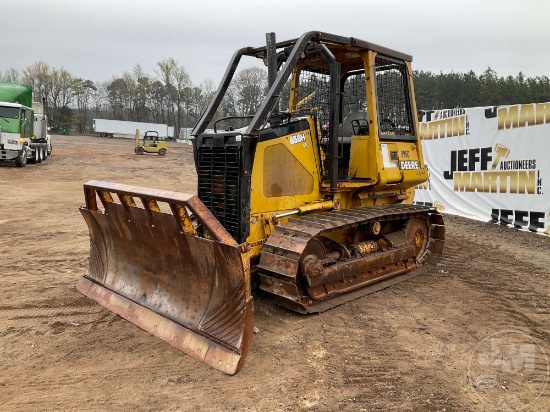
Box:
[76,180,253,375]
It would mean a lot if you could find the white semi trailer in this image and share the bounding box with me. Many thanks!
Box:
[93,119,174,139]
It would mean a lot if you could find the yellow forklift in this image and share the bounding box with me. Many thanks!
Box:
[134,130,167,156]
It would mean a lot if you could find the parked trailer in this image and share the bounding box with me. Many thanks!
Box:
[93,119,174,140]
[0,82,51,167]
[33,100,52,155]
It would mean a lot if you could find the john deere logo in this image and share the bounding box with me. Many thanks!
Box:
[400,160,419,170]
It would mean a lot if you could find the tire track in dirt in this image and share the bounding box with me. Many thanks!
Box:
[437,218,550,409]
[0,304,103,321]
[312,303,466,411]
[443,227,549,342]
[2,339,263,411]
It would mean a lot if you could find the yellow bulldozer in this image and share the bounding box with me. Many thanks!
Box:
[76,32,445,375]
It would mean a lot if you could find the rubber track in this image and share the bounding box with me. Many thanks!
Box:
[258,204,445,313]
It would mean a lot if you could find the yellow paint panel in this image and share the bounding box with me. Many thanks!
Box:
[250,118,322,216]
[348,135,378,180]
[263,144,314,197]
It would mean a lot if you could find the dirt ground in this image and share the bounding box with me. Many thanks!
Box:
[0,135,548,412]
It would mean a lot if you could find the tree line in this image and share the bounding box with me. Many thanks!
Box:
[414,68,550,110]
[1,61,549,137]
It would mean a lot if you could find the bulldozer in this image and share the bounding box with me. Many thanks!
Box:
[134,130,168,156]
[76,32,445,375]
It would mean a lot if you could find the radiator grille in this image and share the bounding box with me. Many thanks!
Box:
[197,145,241,241]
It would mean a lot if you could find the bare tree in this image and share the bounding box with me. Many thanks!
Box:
[148,80,167,124]
[216,67,268,123]
[73,79,97,132]
[1,68,20,82]
[22,61,50,102]
[107,77,130,120]
[91,81,109,121]
[131,64,150,122]
[49,68,74,130]
[157,58,191,138]
[234,67,268,115]
[121,71,137,121]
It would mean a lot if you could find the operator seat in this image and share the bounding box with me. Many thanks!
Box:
[342,110,368,138]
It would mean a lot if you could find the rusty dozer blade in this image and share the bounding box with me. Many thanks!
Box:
[76,180,253,375]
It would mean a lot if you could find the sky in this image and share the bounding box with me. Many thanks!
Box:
[2,0,549,87]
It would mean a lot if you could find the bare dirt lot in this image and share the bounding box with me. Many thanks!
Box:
[0,135,548,411]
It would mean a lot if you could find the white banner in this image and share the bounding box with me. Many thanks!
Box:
[414,103,550,236]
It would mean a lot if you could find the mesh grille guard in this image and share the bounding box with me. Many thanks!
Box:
[195,133,251,243]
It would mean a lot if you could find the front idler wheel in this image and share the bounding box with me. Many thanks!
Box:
[404,216,429,263]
